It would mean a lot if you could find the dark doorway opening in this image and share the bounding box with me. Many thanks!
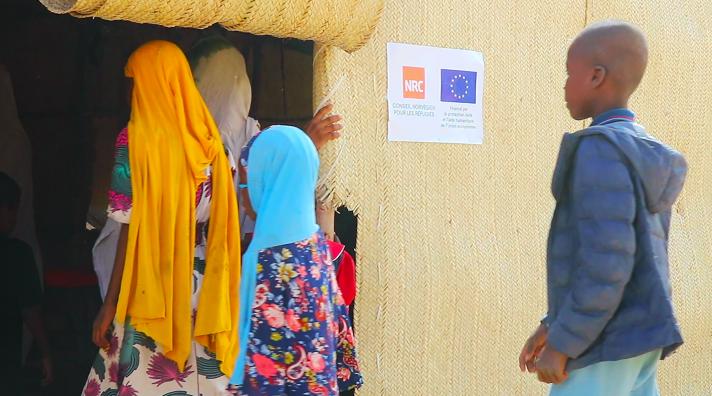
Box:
[1,1,313,394]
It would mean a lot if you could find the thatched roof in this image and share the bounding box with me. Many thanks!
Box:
[39,0,384,53]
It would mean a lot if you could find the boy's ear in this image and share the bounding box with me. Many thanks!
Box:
[591,65,607,88]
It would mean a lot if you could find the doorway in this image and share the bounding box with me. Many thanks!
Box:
[1,1,314,394]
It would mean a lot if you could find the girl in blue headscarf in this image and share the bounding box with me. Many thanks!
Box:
[228,126,362,395]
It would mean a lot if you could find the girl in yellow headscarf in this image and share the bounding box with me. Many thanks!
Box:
[82,40,241,396]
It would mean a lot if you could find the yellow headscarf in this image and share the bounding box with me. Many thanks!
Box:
[118,40,241,376]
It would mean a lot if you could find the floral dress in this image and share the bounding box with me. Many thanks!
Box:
[232,133,362,396]
[83,127,236,396]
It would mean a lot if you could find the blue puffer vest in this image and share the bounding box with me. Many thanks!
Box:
[544,121,687,371]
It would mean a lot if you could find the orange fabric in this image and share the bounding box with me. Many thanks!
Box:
[116,40,241,376]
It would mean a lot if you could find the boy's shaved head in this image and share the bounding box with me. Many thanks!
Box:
[571,20,649,95]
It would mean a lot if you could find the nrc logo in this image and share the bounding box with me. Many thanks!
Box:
[402,66,425,99]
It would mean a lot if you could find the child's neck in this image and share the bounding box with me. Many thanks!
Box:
[590,97,630,120]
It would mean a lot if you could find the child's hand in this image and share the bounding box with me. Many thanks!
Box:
[305,103,342,151]
[535,344,569,384]
[519,323,548,373]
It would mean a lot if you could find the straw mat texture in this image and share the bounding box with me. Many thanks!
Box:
[314,1,712,394]
[34,0,712,393]
[38,0,384,53]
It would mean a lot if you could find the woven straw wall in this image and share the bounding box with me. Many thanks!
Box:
[315,1,712,394]
[38,0,384,53]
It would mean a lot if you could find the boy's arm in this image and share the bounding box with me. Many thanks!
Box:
[22,306,50,355]
[17,243,53,384]
[17,243,44,350]
[547,135,637,359]
[22,306,53,384]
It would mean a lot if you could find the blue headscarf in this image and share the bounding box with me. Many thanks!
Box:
[230,125,320,385]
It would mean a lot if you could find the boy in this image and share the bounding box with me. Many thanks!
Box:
[519,21,687,395]
[0,172,53,392]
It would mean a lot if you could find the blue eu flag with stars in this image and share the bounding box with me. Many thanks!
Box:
[440,69,477,104]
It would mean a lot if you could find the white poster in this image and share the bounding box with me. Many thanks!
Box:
[387,43,485,144]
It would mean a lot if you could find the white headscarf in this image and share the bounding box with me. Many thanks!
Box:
[190,37,261,161]
[190,36,261,234]
[0,66,43,274]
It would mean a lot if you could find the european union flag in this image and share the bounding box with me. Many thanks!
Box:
[440,69,477,104]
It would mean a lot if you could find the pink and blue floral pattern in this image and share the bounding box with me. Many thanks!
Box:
[235,233,362,395]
